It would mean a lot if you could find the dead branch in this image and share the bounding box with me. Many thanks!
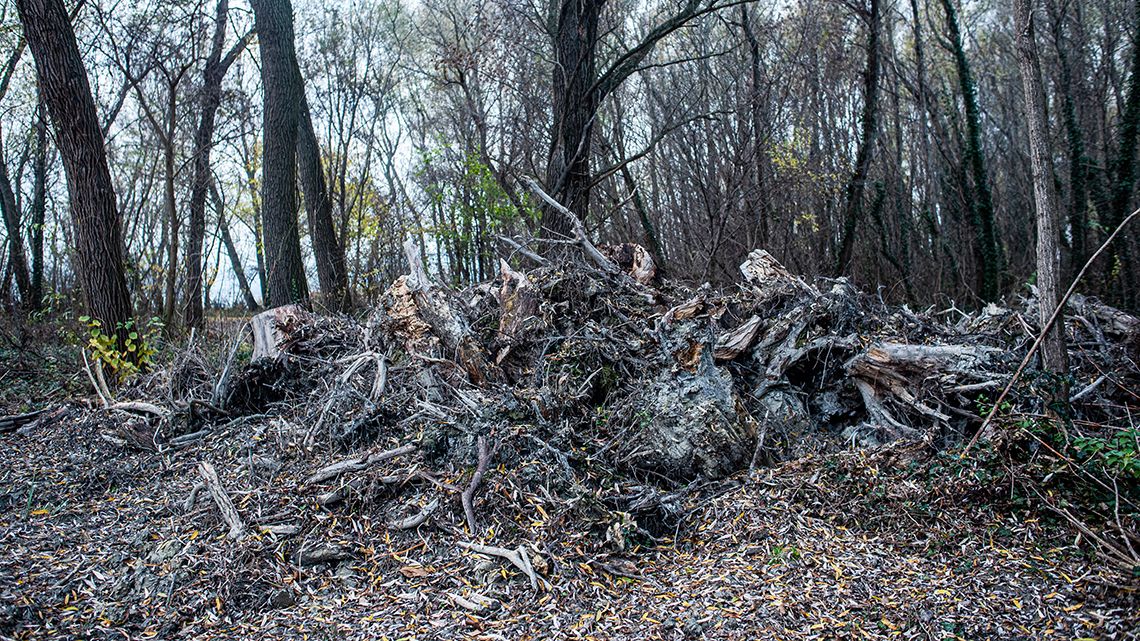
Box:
[458,541,539,590]
[522,176,622,275]
[198,461,247,540]
[390,497,440,530]
[0,409,44,434]
[306,443,417,485]
[108,401,169,418]
[462,436,496,533]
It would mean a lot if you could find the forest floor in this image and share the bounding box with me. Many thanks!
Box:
[0,394,1136,640]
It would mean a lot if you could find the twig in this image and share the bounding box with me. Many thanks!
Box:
[182,482,205,511]
[1069,374,1108,403]
[462,436,496,533]
[964,206,1140,454]
[495,235,550,266]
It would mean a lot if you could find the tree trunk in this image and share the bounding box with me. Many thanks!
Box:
[17,0,134,348]
[210,181,259,311]
[29,93,46,310]
[162,118,178,327]
[1104,0,1140,304]
[186,0,245,329]
[251,0,309,307]
[297,94,351,311]
[0,122,31,305]
[835,0,882,275]
[1050,3,1090,275]
[543,0,604,235]
[940,0,1002,302]
[740,3,771,249]
[1014,0,1069,376]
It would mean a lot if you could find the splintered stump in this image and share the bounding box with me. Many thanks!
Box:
[250,304,308,362]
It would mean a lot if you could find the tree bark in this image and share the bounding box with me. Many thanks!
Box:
[29,93,46,310]
[835,0,882,275]
[251,0,309,307]
[1014,0,1069,376]
[17,0,134,348]
[297,93,351,311]
[940,0,1003,302]
[543,0,604,235]
[0,121,31,305]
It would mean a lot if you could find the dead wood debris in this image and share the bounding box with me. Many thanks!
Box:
[2,240,1139,639]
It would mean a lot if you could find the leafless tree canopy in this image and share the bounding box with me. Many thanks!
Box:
[0,0,1139,317]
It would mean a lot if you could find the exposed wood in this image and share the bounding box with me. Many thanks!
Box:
[198,461,247,540]
[250,304,307,362]
[714,315,763,361]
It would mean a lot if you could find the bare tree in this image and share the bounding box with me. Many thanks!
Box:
[17,0,134,348]
[185,0,253,329]
[1015,0,1069,376]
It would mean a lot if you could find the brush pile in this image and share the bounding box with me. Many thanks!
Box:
[4,239,1140,639]
[109,238,1139,534]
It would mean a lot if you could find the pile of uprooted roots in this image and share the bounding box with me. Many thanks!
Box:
[86,238,1139,550]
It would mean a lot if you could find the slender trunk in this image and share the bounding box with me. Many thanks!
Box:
[210,180,258,311]
[0,122,31,304]
[1015,0,1069,376]
[162,127,178,327]
[251,0,309,307]
[941,0,1002,301]
[186,0,245,329]
[29,93,46,310]
[1050,3,1090,274]
[17,0,134,350]
[740,3,771,248]
[297,93,351,311]
[1104,0,1140,303]
[836,0,882,275]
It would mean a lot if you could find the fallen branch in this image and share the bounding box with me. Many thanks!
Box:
[462,436,496,533]
[390,497,440,530]
[108,401,169,418]
[306,443,417,484]
[0,409,44,434]
[458,541,539,590]
[198,461,247,540]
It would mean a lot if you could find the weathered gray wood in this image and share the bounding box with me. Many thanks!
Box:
[198,461,247,540]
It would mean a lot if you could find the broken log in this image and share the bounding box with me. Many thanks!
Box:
[0,409,44,434]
